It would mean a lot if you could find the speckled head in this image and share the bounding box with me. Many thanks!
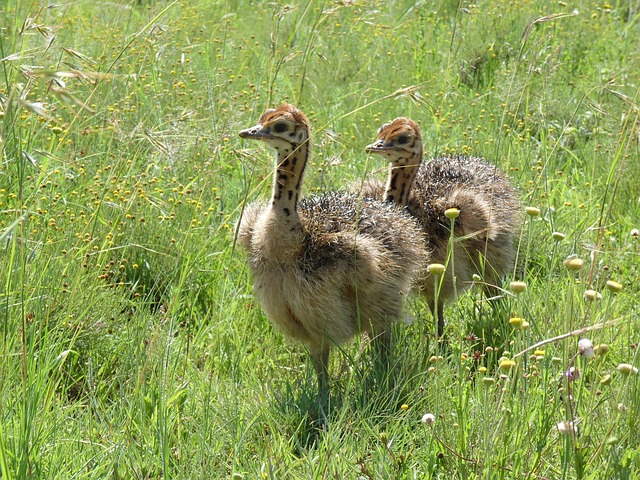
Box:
[365,117,422,165]
[239,104,310,149]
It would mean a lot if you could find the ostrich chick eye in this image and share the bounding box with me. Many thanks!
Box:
[396,135,409,145]
[273,122,287,133]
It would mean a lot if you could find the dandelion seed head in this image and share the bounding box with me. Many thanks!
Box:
[578,338,594,358]
[421,413,435,425]
[557,420,577,435]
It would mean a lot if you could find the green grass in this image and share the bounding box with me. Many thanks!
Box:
[1,0,639,478]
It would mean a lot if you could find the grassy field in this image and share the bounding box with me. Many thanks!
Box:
[1,0,639,478]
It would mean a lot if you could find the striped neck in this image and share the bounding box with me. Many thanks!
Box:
[270,139,309,217]
[384,151,421,206]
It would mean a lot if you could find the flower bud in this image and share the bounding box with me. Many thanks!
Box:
[564,257,584,271]
[509,317,525,328]
[427,263,446,275]
[605,280,622,293]
[617,363,638,375]
[445,208,460,219]
[509,281,527,294]
[525,206,541,217]
[584,289,602,301]
[499,359,516,372]
[594,344,608,355]
[600,374,612,385]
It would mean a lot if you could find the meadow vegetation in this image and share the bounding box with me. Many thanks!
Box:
[0,0,639,478]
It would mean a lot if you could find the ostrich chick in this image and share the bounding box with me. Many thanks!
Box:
[364,117,520,337]
[236,105,427,399]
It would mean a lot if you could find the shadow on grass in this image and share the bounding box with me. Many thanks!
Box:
[267,334,438,454]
